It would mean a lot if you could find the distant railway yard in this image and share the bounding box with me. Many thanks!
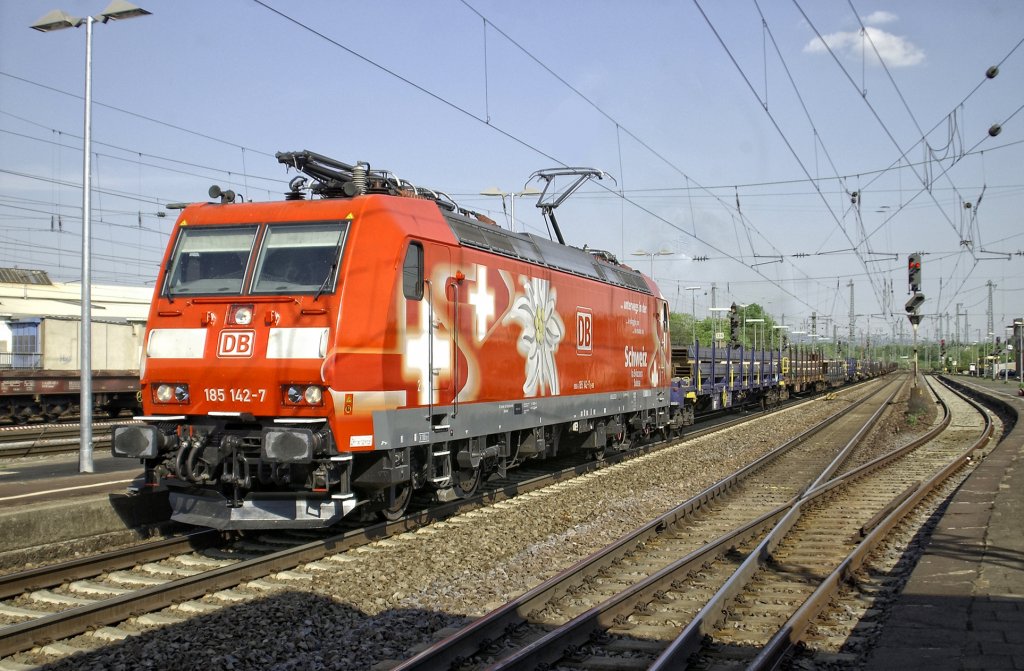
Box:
[0,373,1015,670]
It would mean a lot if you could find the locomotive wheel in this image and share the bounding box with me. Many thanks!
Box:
[379,482,413,522]
[669,409,685,438]
[453,465,482,498]
[609,427,631,452]
[411,447,429,490]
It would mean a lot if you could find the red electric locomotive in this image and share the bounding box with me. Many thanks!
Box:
[113,151,675,528]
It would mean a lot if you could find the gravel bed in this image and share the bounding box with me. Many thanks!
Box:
[10,379,907,671]
[0,524,185,577]
[792,379,999,669]
[842,376,940,471]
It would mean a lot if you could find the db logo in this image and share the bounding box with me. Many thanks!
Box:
[218,330,255,357]
[576,309,593,355]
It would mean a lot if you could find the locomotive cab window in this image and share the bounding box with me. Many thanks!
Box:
[251,222,348,294]
[402,241,424,301]
[164,226,257,296]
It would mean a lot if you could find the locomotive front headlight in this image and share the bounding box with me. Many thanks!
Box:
[286,385,303,404]
[154,383,189,404]
[303,385,322,405]
[233,305,253,325]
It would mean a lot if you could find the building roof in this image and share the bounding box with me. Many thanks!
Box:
[0,268,152,321]
[0,268,52,285]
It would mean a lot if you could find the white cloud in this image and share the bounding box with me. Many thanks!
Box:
[863,10,898,25]
[803,26,925,67]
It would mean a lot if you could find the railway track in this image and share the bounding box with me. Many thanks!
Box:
[0,377,895,667]
[0,392,792,663]
[659,377,990,670]
[0,420,137,459]
[391,375,991,670]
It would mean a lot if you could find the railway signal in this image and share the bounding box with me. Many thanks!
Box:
[908,253,922,292]
[905,291,925,317]
[905,289,925,385]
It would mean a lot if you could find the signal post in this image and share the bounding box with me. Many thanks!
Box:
[905,253,925,392]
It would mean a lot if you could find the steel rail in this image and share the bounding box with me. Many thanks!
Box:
[391,377,898,670]
[0,407,765,660]
[484,377,905,671]
[649,378,905,669]
[0,380,882,659]
[0,420,137,459]
[749,375,994,670]
[0,530,221,601]
[0,451,616,660]
[647,376,920,668]
[481,502,796,671]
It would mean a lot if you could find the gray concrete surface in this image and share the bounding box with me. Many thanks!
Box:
[866,375,1024,670]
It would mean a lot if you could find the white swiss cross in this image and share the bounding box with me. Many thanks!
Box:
[404,298,450,405]
[467,264,495,342]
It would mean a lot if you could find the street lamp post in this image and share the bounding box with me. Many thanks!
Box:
[989,331,996,380]
[735,303,749,346]
[773,324,789,381]
[479,186,541,231]
[772,324,789,350]
[746,318,765,384]
[632,248,673,278]
[32,0,151,473]
[1015,320,1023,383]
[685,286,700,346]
[709,307,731,347]
[1003,326,1011,383]
[746,318,765,352]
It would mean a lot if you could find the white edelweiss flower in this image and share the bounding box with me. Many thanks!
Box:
[503,277,564,396]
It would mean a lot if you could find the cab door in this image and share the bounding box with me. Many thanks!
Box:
[429,244,453,404]
[409,242,454,424]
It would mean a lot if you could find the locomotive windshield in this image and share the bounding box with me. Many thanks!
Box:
[251,222,348,294]
[161,221,348,297]
[164,226,257,296]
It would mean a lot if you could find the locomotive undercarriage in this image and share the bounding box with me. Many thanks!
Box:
[374,406,675,520]
[114,402,674,529]
[114,417,361,529]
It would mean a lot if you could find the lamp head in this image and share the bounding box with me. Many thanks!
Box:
[99,0,151,22]
[31,9,83,31]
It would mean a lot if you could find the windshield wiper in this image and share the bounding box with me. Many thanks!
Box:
[164,262,177,303]
[313,229,345,302]
[313,263,336,302]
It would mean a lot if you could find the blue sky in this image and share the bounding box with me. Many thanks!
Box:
[1,1,1022,346]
